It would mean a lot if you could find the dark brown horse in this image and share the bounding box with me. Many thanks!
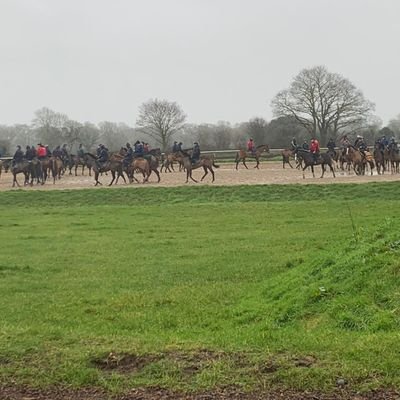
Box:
[373,144,385,175]
[67,154,92,176]
[49,157,64,183]
[388,147,400,173]
[11,159,44,187]
[176,153,220,183]
[85,153,126,186]
[295,149,336,179]
[235,144,269,170]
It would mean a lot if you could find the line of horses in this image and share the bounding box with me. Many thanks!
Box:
[0,147,222,187]
[281,144,400,178]
[1,142,398,188]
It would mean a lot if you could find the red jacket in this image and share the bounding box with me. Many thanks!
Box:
[310,140,320,153]
[247,140,255,151]
[37,145,47,157]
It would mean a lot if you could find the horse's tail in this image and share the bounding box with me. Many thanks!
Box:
[235,151,240,162]
[213,162,220,168]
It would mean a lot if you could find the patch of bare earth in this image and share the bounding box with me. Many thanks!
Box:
[1,385,399,400]
[3,351,394,399]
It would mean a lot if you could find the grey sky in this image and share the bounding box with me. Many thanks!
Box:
[1,0,399,127]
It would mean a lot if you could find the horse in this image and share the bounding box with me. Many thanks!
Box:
[160,152,184,173]
[281,149,295,169]
[128,158,151,183]
[235,144,270,170]
[176,153,220,183]
[10,160,33,187]
[49,157,64,183]
[346,147,374,176]
[388,147,400,174]
[85,153,126,186]
[295,149,336,179]
[373,144,385,175]
[67,154,92,176]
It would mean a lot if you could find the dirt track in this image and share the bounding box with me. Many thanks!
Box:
[0,161,399,191]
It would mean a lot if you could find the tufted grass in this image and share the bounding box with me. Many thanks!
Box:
[0,183,400,393]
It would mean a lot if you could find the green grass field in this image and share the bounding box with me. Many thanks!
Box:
[1,183,400,395]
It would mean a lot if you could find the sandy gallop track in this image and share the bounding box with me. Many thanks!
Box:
[0,162,398,191]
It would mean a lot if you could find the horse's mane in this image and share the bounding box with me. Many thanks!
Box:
[256,144,269,149]
[85,152,97,159]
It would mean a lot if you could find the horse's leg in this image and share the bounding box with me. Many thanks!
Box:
[320,164,325,178]
[12,173,18,187]
[243,159,248,169]
[187,167,197,183]
[235,159,240,170]
[153,169,160,183]
[330,163,336,178]
[302,163,308,179]
[288,160,294,169]
[254,157,259,169]
[210,167,215,182]
[108,171,116,186]
[311,165,315,178]
[121,171,127,184]
[200,166,208,181]
[94,171,102,186]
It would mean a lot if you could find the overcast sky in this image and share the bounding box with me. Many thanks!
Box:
[0,0,399,127]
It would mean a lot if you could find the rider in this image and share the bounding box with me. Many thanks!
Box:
[12,145,24,165]
[123,142,134,168]
[191,142,201,164]
[143,142,150,154]
[327,137,336,158]
[388,137,399,153]
[77,143,85,158]
[290,137,297,151]
[37,143,47,159]
[53,145,62,159]
[310,138,320,164]
[134,140,144,157]
[247,138,256,155]
[172,141,179,153]
[177,142,183,152]
[45,145,52,157]
[25,145,35,161]
[97,144,109,168]
[302,140,309,151]
[61,144,69,162]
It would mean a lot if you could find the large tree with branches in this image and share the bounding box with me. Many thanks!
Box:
[271,66,375,145]
[136,99,186,151]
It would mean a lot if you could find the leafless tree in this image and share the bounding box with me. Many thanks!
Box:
[271,66,375,145]
[389,114,400,137]
[136,99,186,151]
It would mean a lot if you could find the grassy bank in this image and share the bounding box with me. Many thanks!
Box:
[0,183,400,394]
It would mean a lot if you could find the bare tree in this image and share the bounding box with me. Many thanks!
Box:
[271,66,375,145]
[388,114,400,137]
[136,99,186,151]
[33,107,69,147]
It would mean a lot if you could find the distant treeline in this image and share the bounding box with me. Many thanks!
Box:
[0,106,399,156]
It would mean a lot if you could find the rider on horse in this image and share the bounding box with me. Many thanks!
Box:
[247,138,256,155]
[97,145,109,169]
[12,145,24,166]
[191,142,200,164]
[310,138,320,164]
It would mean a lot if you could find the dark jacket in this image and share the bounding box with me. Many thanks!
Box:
[13,149,24,162]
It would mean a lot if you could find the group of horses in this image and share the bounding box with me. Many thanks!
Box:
[281,144,400,178]
[1,141,398,187]
[0,146,222,187]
